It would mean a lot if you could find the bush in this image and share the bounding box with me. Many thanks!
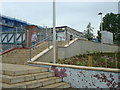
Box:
[57,52,119,69]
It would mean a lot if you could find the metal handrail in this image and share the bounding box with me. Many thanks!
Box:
[36,35,53,46]
[29,35,53,61]
[29,34,79,61]
[29,35,69,61]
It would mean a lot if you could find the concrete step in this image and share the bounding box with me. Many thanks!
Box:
[41,82,70,88]
[1,41,51,65]
[2,56,29,59]
[2,55,29,61]
[2,63,48,76]
[2,72,55,84]
[2,55,29,59]
[2,60,29,65]
[2,49,29,57]
[2,77,62,88]
[3,67,48,76]
[1,63,70,88]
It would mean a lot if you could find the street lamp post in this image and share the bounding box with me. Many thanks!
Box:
[53,0,56,64]
[98,12,103,52]
[98,12,103,31]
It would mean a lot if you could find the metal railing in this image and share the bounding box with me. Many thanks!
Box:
[29,33,80,61]
[29,35,53,61]
[1,28,27,52]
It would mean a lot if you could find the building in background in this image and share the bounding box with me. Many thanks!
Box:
[0,15,84,52]
[0,15,43,51]
[48,26,84,41]
[0,15,43,32]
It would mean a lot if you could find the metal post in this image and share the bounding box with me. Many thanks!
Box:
[115,53,117,68]
[30,47,31,61]
[100,14,103,52]
[46,26,47,38]
[98,12,103,31]
[101,14,103,31]
[26,30,29,47]
[53,0,56,64]
[15,27,17,48]
[98,12,103,52]
[0,31,2,53]
[61,36,62,46]
[48,37,50,49]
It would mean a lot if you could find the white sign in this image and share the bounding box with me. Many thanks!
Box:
[101,31,113,44]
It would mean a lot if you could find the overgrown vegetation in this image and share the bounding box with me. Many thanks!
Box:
[58,52,120,69]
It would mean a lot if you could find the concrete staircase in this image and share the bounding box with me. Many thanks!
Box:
[1,41,69,65]
[1,41,50,65]
[1,63,70,88]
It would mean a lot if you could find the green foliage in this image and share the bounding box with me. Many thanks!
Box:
[83,22,94,40]
[86,51,90,54]
[97,13,120,44]
[97,31,101,42]
[75,54,87,58]
[58,58,72,64]
[57,52,119,69]
[107,61,116,68]
[76,61,86,66]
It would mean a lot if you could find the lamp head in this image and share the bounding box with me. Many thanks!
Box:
[98,12,102,15]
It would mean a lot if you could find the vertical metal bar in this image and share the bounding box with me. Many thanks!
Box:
[15,27,17,48]
[30,46,31,61]
[0,32,2,53]
[100,14,103,43]
[7,33,8,44]
[48,36,50,49]
[46,26,47,39]
[29,30,31,61]
[27,30,29,47]
[61,36,62,46]
[53,0,56,64]
[115,53,117,68]
[101,14,103,52]
[101,14,103,31]
[21,32,23,47]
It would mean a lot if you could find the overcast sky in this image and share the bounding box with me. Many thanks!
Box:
[0,1,119,35]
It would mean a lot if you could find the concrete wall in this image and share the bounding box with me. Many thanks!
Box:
[58,39,119,59]
[28,62,120,88]
[35,39,119,63]
[48,66,120,88]
[35,48,54,63]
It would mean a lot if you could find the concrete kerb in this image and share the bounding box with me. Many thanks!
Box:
[28,61,120,73]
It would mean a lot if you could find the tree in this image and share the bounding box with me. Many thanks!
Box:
[97,30,101,42]
[97,13,120,44]
[83,22,94,40]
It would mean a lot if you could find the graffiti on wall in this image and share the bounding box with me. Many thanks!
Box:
[50,66,120,88]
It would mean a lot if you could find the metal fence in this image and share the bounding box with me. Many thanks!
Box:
[0,28,26,52]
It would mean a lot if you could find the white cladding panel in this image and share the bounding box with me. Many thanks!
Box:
[101,31,113,44]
